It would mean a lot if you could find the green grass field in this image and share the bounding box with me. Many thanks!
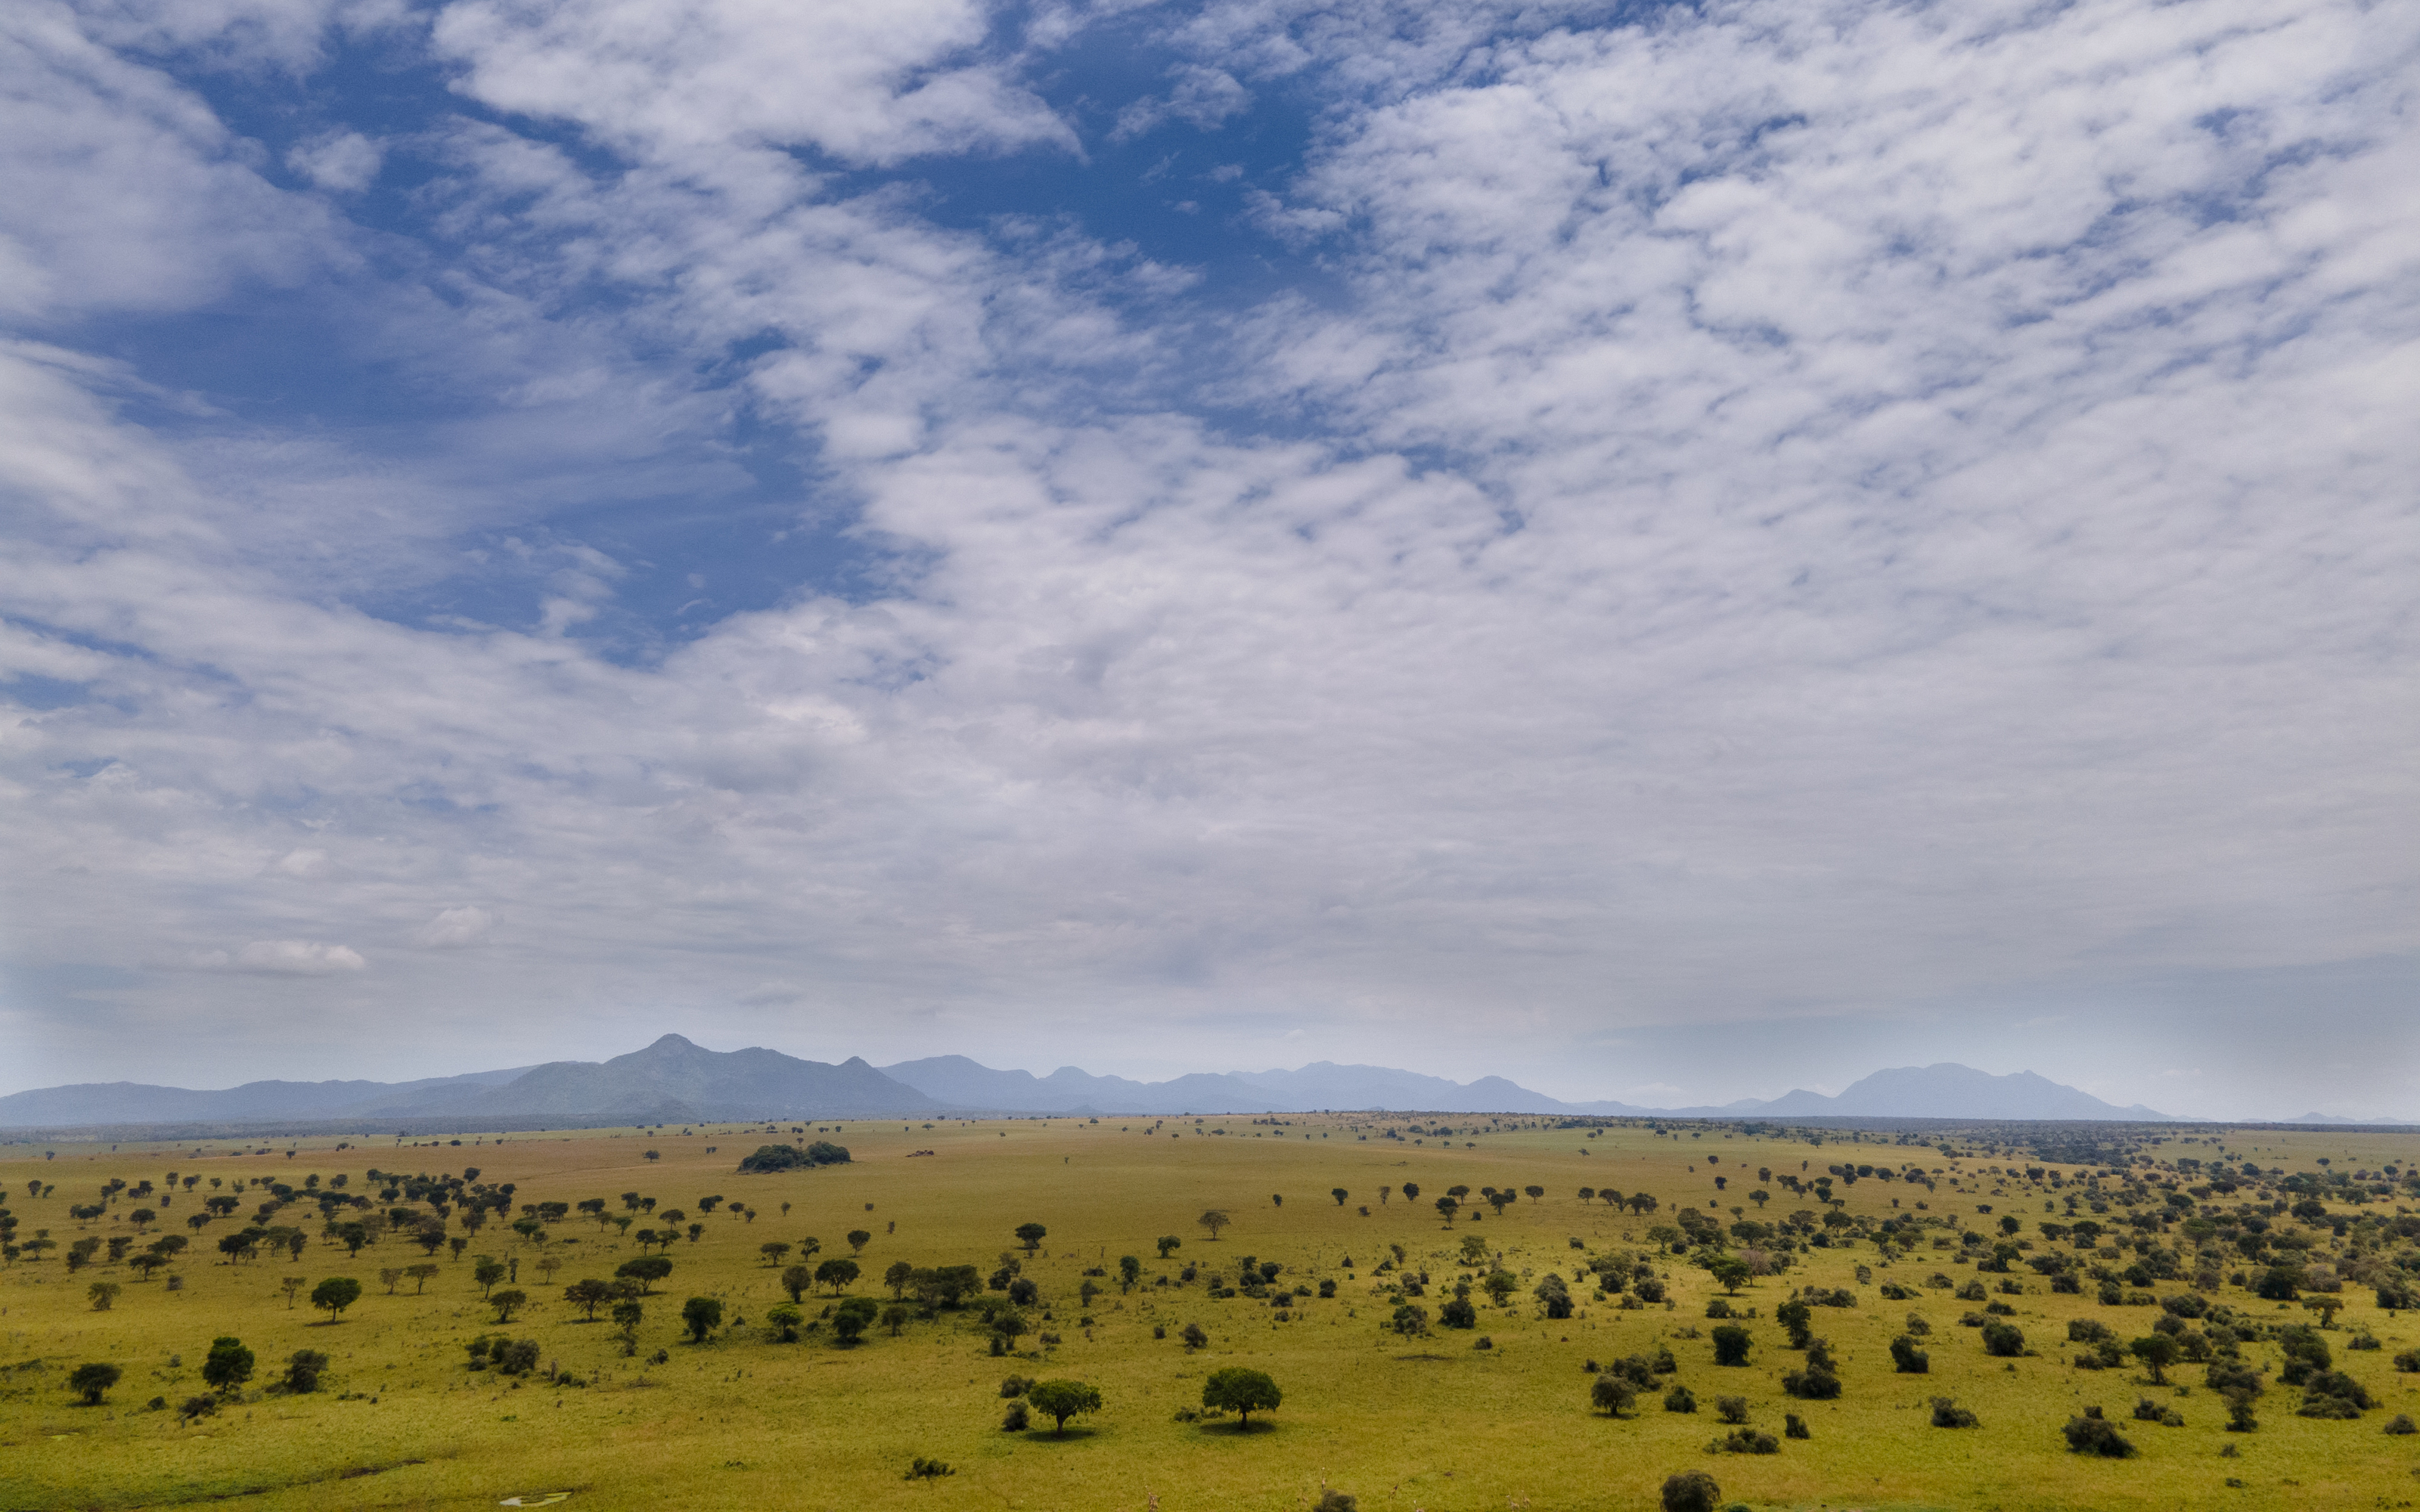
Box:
[4,1116,2416,1511]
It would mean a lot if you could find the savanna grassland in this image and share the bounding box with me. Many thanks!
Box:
[4,1114,2418,1512]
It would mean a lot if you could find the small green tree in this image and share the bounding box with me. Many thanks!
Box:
[1016,1223,1048,1253]
[816,1256,860,1294]
[847,1228,872,1254]
[1157,1235,1182,1258]
[473,1255,506,1296]
[564,1277,613,1320]
[1332,1188,1349,1206]
[760,1241,793,1267]
[69,1362,121,1405]
[765,1302,803,1341]
[1591,1372,1637,1415]
[201,1337,253,1393]
[284,1349,330,1393]
[833,1297,878,1343]
[489,1287,527,1323]
[682,1296,724,1342]
[1711,1325,1751,1366]
[881,1302,910,1336]
[1435,1196,1460,1225]
[1661,1470,1720,1512]
[1198,1210,1230,1241]
[311,1276,362,1320]
[1202,1366,1280,1427]
[88,1280,121,1311]
[1026,1377,1103,1433]
[886,1259,915,1297]
[780,1263,814,1302]
[612,1299,644,1353]
[2129,1334,2180,1385]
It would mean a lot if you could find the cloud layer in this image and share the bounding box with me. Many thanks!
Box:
[1,0,2414,1117]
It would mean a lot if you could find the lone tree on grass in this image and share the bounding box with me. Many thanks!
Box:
[489,1287,528,1323]
[311,1276,362,1321]
[1202,1366,1280,1429]
[202,1337,253,1394]
[1118,1256,1142,1292]
[619,1255,675,1294]
[683,1295,724,1343]
[69,1362,121,1405]
[1016,1223,1048,1254]
[847,1228,872,1255]
[1435,1196,1460,1225]
[1026,1378,1103,1434]
[1591,1374,1638,1416]
[1198,1210,1231,1241]
[1332,1188,1349,1206]
[1156,1235,1182,1259]
[88,1281,120,1311]
[1180,1322,1208,1351]
[1711,1325,1751,1366]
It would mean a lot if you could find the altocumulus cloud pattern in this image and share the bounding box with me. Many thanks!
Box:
[1,0,2415,1116]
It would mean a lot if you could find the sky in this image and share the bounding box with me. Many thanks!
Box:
[2,0,2415,1121]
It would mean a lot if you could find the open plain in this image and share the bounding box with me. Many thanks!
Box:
[5,1117,2417,1512]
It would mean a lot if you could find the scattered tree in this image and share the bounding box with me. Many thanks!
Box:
[1016,1223,1048,1254]
[1118,1255,1142,1292]
[88,1281,120,1311]
[202,1337,253,1394]
[489,1287,528,1323]
[1180,1321,1209,1350]
[311,1276,362,1320]
[1661,1470,1721,1512]
[1202,1366,1280,1428]
[1156,1236,1182,1259]
[284,1349,330,1393]
[565,1277,613,1320]
[816,1257,861,1294]
[1591,1373,1637,1415]
[1711,1325,1751,1366]
[847,1228,872,1254]
[1026,1377,1103,1434]
[1197,1210,1231,1241]
[682,1295,724,1342]
[69,1362,121,1405]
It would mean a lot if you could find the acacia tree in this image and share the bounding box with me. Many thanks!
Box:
[682,1295,723,1342]
[816,1257,860,1294]
[1435,1196,1460,1225]
[70,1362,121,1405]
[1197,1210,1231,1241]
[1202,1367,1281,1428]
[1026,1378,1103,1434]
[311,1276,362,1320]
[1332,1188,1349,1206]
[847,1229,872,1254]
[565,1278,613,1320]
[201,1337,253,1393]
[1156,1236,1182,1258]
[489,1287,528,1323]
[1016,1223,1048,1254]
[1118,1256,1141,1292]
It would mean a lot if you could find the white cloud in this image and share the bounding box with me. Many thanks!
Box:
[286,129,381,191]
[194,940,368,974]
[413,906,492,948]
[0,0,2413,1120]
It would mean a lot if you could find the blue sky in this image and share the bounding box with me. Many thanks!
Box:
[2,0,2415,1117]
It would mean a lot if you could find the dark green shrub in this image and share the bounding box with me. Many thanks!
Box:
[2062,1406,2136,1457]
[1930,1396,1978,1427]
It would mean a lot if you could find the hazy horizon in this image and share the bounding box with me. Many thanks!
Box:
[3,0,2415,1124]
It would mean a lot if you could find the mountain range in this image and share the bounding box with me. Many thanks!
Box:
[0,1034,2200,1132]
